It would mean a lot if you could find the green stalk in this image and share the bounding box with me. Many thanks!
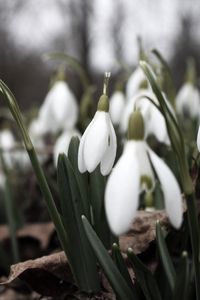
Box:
[0,80,69,263]
[4,177,19,263]
[26,147,69,253]
[0,151,19,263]
[186,193,200,300]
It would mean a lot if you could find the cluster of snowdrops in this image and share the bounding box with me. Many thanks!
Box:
[0,53,200,299]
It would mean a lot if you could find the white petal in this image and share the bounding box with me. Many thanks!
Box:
[176,83,200,118]
[133,141,154,188]
[39,81,78,133]
[148,148,182,229]
[109,91,125,125]
[78,117,96,173]
[197,125,200,152]
[83,111,109,172]
[126,67,147,99]
[100,117,117,175]
[147,103,170,145]
[105,141,140,235]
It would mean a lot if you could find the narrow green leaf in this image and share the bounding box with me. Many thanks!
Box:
[82,215,139,300]
[172,252,190,300]
[112,243,134,289]
[140,61,183,156]
[68,137,90,220]
[57,154,100,293]
[151,49,176,104]
[127,247,162,300]
[90,167,113,249]
[156,221,176,292]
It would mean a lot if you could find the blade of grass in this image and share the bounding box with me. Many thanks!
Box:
[57,154,100,292]
[172,251,190,300]
[112,243,134,289]
[90,166,113,248]
[82,215,139,300]
[0,151,19,263]
[156,221,176,292]
[68,137,90,220]
[127,247,162,300]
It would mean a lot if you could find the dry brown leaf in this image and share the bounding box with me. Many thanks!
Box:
[119,210,168,253]
[1,251,73,297]
[0,223,55,250]
[1,252,115,299]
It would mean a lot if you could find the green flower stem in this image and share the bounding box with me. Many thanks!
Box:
[0,151,19,263]
[186,192,200,300]
[0,81,69,260]
[4,180,19,263]
[27,147,69,252]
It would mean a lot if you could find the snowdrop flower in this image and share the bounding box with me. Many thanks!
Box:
[197,125,200,151]
[175,82,200,119]
[78,73,117,175]
[53,129,81,166]
[105,110,182,235]
[0,129,30,169]
[30,80,78,137]
[120,89,170,145]
[126,67,148,100]
[0,129,16,168]
[109,90,125,126]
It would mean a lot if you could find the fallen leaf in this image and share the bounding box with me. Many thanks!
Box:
[1,251,73,297]
[0,223,55,250]
[119,210,168,254]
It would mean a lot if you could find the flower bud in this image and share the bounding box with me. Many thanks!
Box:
[128,110,145,140]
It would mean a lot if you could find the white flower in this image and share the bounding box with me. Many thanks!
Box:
[120,89,170,145]
[175,83,200,119]
[105,140,182,235]
[0,129,30,169]
[30,81,78,136]
[53,129,81,166]
[78,110,117,175]
[0,129,15,168]
[126,67,148,100]
[197,125,200,151]
[109,91,125,125]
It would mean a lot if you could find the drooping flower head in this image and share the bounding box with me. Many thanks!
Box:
[175,58,200,119]
[120,89,170,145]
[29,78,78,138]
[78,72,117,175]
[109,90,125,126]
[105,110,182,236]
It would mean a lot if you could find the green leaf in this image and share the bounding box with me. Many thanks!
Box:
[68,137,90,220]
[90,166,114,249]
[172,252,190,300]
[151,48,176,104]
[57,154,100,293]
[112,243,134,289]
[82,215,139,300]
[140,61,183,155]
[156,221,176,292]
[127,248,162,300]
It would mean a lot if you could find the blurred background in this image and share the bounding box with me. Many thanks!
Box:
[0,0,200,109]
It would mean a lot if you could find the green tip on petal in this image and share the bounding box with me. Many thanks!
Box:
[128,110,145,140]
[97,94,109,112]
[186,57,196,85]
